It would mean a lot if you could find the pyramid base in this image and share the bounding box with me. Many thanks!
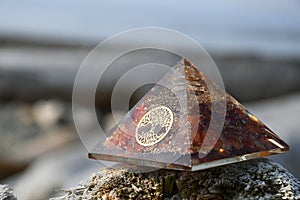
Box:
[89,148,287,171]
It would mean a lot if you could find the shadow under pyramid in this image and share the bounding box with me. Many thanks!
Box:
[89,58,289,171]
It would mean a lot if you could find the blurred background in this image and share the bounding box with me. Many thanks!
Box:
[0,0,300,199]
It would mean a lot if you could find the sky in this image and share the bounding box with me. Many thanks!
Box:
[0,0,300,56]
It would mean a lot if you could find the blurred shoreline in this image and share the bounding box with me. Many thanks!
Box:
[1,36,300,105]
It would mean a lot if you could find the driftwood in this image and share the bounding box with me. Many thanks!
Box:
[53,158,300,200]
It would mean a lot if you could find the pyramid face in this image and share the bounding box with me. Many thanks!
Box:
[89,59,289,171]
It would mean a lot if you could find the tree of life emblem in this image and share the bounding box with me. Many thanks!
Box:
[135,106,174,147]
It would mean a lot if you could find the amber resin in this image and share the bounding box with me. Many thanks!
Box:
[89,58,289,171]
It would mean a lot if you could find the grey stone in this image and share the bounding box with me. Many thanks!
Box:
[0,185,17,200]
[53,158,300,200]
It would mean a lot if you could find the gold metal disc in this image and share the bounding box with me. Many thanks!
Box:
[135,106,173,146]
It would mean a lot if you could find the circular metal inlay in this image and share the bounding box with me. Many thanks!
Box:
[135,106,173,147]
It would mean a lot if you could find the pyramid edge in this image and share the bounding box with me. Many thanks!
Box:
[191,147,289,171]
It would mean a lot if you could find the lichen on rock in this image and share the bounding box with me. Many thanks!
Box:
[173,158,300,199]
[53,158,300,200]
[0,184,17,200]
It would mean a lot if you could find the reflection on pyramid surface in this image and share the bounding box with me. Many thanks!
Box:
[89,59,289,171]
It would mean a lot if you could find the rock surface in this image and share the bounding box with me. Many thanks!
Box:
[0,185,17,200]
[53,158,300,200]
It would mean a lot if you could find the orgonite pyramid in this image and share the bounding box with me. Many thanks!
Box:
[89,59,289,171]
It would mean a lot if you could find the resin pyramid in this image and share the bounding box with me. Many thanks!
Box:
[89,59,289,171]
